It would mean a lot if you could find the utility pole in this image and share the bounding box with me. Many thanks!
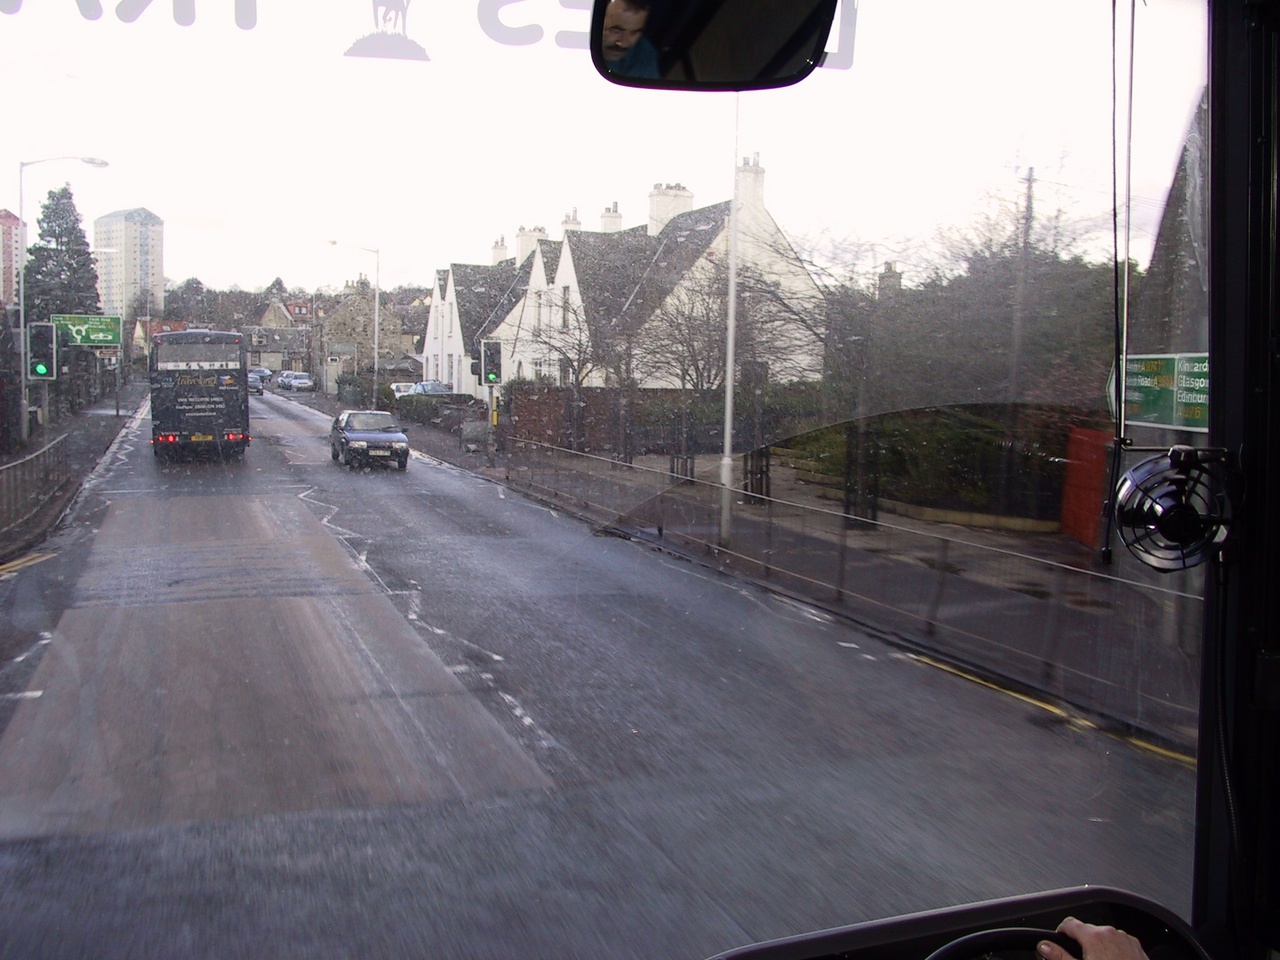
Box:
[1010,167,1034,406]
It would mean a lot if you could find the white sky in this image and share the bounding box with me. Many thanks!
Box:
[0,0,1207,294]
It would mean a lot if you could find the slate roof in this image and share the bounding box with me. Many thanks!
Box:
[565,200,730,349]
[537,238,562,285]
[452,252,537,354]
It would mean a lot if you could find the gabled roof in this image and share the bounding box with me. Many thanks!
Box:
[537,238,562,285]
[566,199,730,345]
[257,299,295,328]
[451,254,537,352]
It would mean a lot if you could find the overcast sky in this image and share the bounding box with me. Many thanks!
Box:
[0,0,1207,294]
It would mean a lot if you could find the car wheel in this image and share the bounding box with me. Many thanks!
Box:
[331,443,339,461]
[398,457,408,471]
[342,447,352,467]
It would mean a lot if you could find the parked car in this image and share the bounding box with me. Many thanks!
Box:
[402,380,454,396]
[249,367,273,382]
[247,373,264,396]
[277,371,302,390]
[289,373,317,392]
[390,382,417,398]
[330,410,410,470]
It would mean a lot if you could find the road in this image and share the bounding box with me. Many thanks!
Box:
[0,390,1197,959]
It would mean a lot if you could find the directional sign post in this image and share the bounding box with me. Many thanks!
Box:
[51,314,122,346]
[1124,353,1209,433]
[53,315,125,414]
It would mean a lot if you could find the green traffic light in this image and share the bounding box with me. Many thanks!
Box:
[33,362,49,376]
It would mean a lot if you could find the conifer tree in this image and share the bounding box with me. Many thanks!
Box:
[23,184,101,323]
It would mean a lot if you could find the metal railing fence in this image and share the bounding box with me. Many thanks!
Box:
[504,438,1203,750]
[0,435,71,537]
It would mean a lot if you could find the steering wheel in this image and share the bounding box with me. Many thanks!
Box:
[923,927,1079,960]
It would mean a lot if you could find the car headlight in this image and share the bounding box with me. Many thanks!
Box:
[349,440,368,449]
[392,442,408,450]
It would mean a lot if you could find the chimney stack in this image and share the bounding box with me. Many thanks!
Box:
[737,154,765,209]
[515,225,548,263]
[561,207,581,236]
[601,202,622,233]
[491,235,508,265]
[648,182,694,235]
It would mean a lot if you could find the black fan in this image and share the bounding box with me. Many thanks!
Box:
[1114,446,1235,572]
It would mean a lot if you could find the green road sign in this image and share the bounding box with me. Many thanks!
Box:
[1125,353,1208,433]
[51,314,122,346]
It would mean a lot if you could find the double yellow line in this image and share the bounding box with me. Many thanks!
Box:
[0,552,55,577]
[910,652,1196,768]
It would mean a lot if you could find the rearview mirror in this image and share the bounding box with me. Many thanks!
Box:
[590,0,838,91]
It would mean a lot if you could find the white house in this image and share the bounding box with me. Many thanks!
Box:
[425,156,824,402]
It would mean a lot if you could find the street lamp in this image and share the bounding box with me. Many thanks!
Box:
[719,102,742,547]
[328,240,380,406]
[17,155,109,441]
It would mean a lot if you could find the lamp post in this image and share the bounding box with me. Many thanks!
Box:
[719,100,742,547]
[328,240,380,407]
[17,155,109,441]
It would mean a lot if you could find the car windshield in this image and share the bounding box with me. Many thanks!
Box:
[0,1,1211,956]
[347,412,399,431]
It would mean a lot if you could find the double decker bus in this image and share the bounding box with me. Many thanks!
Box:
[149,329,251,461]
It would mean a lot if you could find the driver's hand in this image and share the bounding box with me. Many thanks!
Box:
[1038,917,1151,960]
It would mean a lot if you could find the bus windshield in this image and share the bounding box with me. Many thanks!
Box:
[0,1,1232,957]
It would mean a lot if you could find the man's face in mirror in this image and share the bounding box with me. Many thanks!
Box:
[601,0,649,63]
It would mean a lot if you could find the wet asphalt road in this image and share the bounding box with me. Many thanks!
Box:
[0,392,1196,959]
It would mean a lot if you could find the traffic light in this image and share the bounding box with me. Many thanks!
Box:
[27,322,57,380]
[481,341,502,385]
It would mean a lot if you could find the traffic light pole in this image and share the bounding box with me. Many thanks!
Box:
[487,384,496,467]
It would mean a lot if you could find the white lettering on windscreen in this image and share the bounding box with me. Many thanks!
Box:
[0,0,852,69]
[0,0,256,28]
[475,0,855,68]
[478,0,591,49]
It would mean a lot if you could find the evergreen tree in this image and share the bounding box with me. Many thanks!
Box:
[23,184,101,323]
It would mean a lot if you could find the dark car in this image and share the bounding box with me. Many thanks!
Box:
[330,410,410,470]
[247,373,264,395]
[249,367,272,382]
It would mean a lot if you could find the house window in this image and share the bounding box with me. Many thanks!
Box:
[559,358,571,387]
[534,291,542,334]
[561,286,570,328]
[533,360,544,380]
[447,354,454,386]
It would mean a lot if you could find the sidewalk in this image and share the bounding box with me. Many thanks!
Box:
[0,380,150,565]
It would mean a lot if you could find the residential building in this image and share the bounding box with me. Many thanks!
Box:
[93,208,164,331]
[476,156,826,400]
